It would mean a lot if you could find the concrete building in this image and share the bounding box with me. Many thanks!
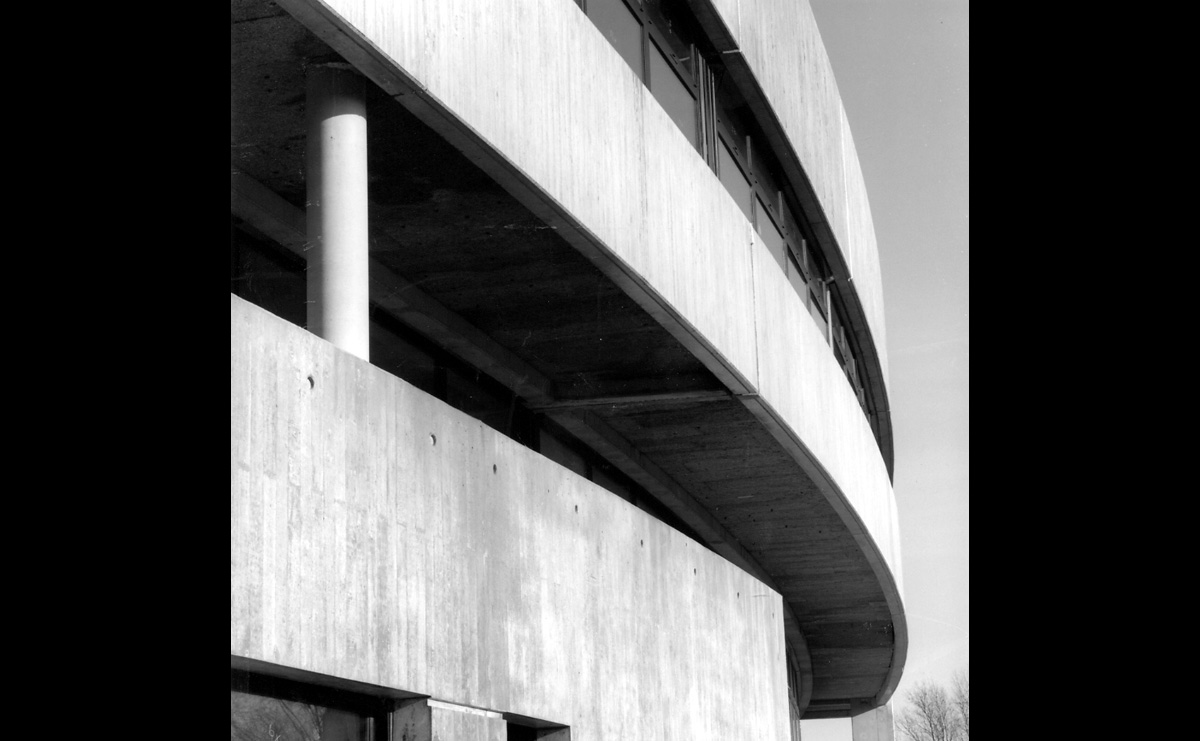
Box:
[231,1,905,739]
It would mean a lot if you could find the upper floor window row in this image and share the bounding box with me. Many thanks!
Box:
[584,0,699,148]
[579,0,877,431]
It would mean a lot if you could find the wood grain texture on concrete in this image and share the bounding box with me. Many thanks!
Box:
[253,0,904,709]
[283,0,765,392]
[749,232,902,597]
[279,0,889,444]
[231,296,790,741]
[692,0,890,378]
[275,0,890,495]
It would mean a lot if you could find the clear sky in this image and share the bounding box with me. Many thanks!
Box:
[802,2,969,739]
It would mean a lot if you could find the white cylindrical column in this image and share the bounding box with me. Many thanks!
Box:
[306,65,369,360]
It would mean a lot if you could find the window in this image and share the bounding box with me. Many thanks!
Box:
[585,0,700,145]
[831,307,847,366]
[506,716,572,741]
[585,0,862,382]
[566,1,883,440]
[786,249,808,304]
[718,138,753,221]
[588,0,645,80]
[231,668,394,741]
[649,38,697,146]
[808,279,828,341]
[755,195,787,273]
[829,301,870,411]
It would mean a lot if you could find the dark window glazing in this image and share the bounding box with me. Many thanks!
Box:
[786,250,808,303]
[719,138,753,221]
[643,0,697,63]
[573,0,875,412]
[231,690,370,741]
[649,39,697,146]
[756,196,787,273]
[230,669,392,741]
[589,0,644,80]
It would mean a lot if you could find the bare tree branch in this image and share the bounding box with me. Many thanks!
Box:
[897,680,964,741]
[952,672,969,740]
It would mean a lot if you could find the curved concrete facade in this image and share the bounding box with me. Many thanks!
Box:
[233,0,905,732]
[702,0,889,382]
[283,0,899,591]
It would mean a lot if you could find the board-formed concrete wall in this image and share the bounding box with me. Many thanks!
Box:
[701,0,889,381]
[277,0,901,603]
[231,296,791,741]
[750,236,902,587]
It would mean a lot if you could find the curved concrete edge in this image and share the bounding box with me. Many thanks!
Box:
[747,224,902,590]
[736,392,907,708]
[685,0,894,473]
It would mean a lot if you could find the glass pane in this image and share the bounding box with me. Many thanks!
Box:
[786,251,808,306]
[719,140,752,221]
[589,0,644,80]
[231,690,369,741]
[649,40,696,146]
[809,295,828,341]
[644,0,696,62]
[756,196,787,272]
[751,145,781,201]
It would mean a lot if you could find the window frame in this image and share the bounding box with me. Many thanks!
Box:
[584,0,701,145]
[231,666,398,741]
